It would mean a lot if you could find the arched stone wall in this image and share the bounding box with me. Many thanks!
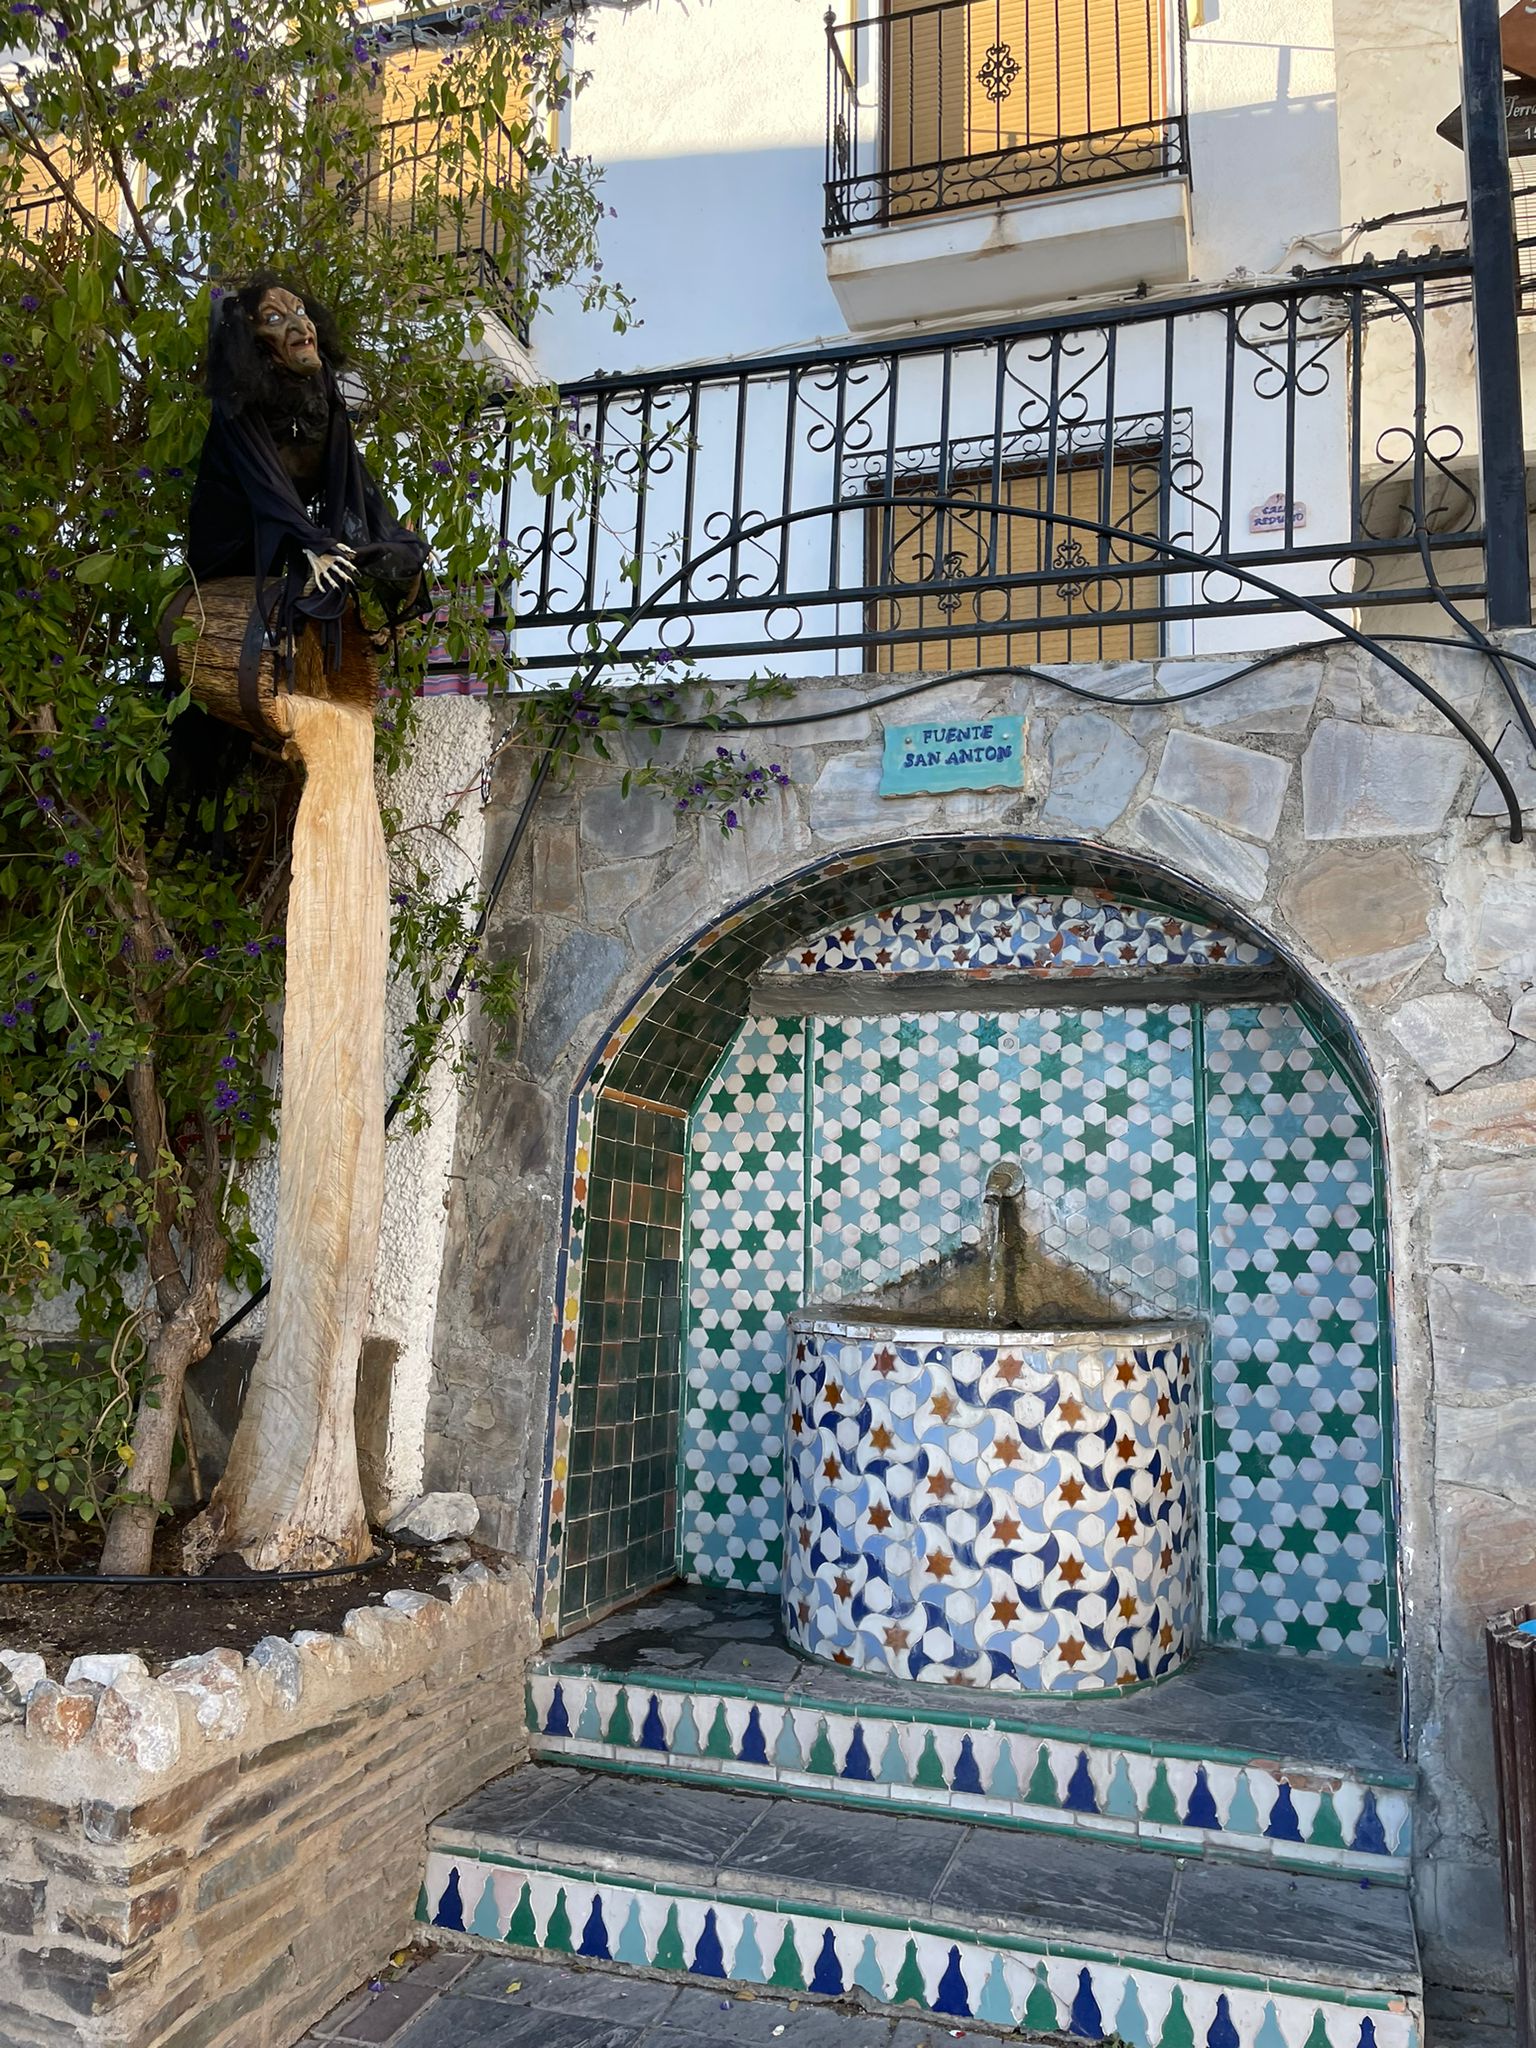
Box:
[425,645,1536,1991]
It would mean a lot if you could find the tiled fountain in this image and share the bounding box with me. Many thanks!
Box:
[785,1160,1203,1694]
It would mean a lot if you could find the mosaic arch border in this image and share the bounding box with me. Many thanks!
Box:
[535,834,1396,1643]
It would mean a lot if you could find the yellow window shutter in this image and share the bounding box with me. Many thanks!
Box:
[870,450,1163,672]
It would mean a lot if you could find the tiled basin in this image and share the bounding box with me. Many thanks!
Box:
[784,1315,1203,1694]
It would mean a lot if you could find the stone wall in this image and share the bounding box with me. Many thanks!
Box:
[425,635,1536,1993]
[0,1564,533,2048]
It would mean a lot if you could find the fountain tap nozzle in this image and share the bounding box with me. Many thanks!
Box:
[984,1159,1027,1203]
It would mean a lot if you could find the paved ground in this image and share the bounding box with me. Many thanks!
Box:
[300,1950,1003,2047]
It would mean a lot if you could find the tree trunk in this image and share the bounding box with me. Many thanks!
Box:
[189,690,387,1571]
[97,1288,219,1574]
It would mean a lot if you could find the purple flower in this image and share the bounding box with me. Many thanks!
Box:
[430,458,452,476]
[35,794,53,810]
[1,354,16,368]
[1,1011,16,1027]
[36,744,52,758]
[219,1054,236,1071]
[62,849,80,867]
[243,939,261,956]
[214,1082,240,1112]
[87,1030,101,1047]
[202,945,218,960]
[724,808,739,830]
[91,713,107,730]
[19,293,37,311]
[153,945,172,961]
[18,1000,33,1014]
[137,466,152,480]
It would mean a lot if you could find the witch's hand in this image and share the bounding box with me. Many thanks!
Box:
[302,543,358,596]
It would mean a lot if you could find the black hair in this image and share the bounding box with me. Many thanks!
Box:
[205,272,347,419]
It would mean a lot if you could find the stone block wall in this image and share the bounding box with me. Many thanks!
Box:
[0,1565,533,2048]
[425,636,1536,1992]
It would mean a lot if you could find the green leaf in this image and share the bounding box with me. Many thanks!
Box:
[74,552,116,585]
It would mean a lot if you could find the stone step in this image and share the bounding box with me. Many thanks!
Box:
[422,1764,1422,2048]
[528,1588,1415,1882]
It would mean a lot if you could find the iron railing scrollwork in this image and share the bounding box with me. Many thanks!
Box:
[824,0,1188,235]
[497,252,1488,677]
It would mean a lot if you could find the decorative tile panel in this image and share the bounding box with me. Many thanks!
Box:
[763,890,1275,977]
[421,1852,1421,2048]
[681,1020,806,1588]
[810,1007,1200,1311]
[1204,1008,1393,1662]
[528,1669,1414,1877]
[783,1321,1200,1693]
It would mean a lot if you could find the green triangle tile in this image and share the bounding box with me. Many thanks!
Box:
[505,1881,537,1948]
[988,1737,1023,1803]
[877,1726,908,1785]
[1026,1745,1060,1807]
[671,1698,702,1757]
[977,1955,1015,2026]
[1145,1760,1180,1825]
[576,1685,604,1743]
[414,1882,430,1924]
[1024,1962,1060,2031]
[655,1904,686,1972]
[806,1718,837,1776]
[1302,2012,1334,2048]
[605,1690,635,1748]
[705,1701,735,1761]
[894,1938,928,2007]
[1311,1790,1346,1850]
[1117,1978,1151,2048]
[544,1887,574,1955]
[470,1872,503,1941]
[774,1714,804,1770]
[1159,1987,1195,2048]
[733,1915,766,1983]
[616,1898,649,1967]
[1226,1771,1263,1837]
[855,1935,886,1999]
[771,1922,806,1990]
[1105,1756,1139,1819]
[1255,2003,1289,2048]
[914,1730,947,1789]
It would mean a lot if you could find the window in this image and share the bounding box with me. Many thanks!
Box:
[865,439,1167,668]
[881,0,1170,216]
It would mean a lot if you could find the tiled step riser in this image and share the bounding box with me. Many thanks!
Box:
[528,1672,1412,1879]
[420,1851,1421,2048]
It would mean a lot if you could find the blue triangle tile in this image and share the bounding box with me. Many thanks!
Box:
[432,1867,465,1930]
[1352,1788,1390,1855]
[733,1915,765,1983]
[1266,1782,1304,1842]
[842,1723,875,1781]
[1070,1966,1105,2039]
[576,1685,603,1743]
[977,1954,1014,2026]
[877,1725,908,1785]
[935,1947,972,2018]
[671,1698,702,1757]
[1185,1765,1221,1830]
[469,1872,502,1941]
[952,1735,984,1795]
[1104,1756,1139,1819]
[988,1737,1023,1803]
[1254,2003,1288,2048]
[1064,1751,1099,1814]
[1357,2021,1379,2048]
[1226,1772,1263,1838]
[854,1935,885,1999]
[810,1927,845,1996]
[579,1895,610,1959]
[774,1713,804,1769]
[616,1899,649,1968]
[1116,1979,1151,2048]
[690,1908,726,1977]
[543,1682,570,1738]
[1207,1994,1240,2048]
[639,1695,669,1753]
[738,1705,769,1767]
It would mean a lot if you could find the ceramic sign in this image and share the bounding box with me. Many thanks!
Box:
[881,714,1025,796]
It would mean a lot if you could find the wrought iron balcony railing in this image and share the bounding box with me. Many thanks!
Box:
[352,111,529,334]
[826,0,1188,236]
[495,252,1488,679]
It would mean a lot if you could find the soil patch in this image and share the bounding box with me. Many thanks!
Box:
[0,1517,498,1677]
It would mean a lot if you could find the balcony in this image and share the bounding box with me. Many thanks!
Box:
[824,0,1191,330]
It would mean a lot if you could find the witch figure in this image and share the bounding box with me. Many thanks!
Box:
[186,274,431,660]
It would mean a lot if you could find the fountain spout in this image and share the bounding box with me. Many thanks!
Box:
[982,1159,1032,1325]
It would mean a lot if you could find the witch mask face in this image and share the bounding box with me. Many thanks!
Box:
[253,287,321,376]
